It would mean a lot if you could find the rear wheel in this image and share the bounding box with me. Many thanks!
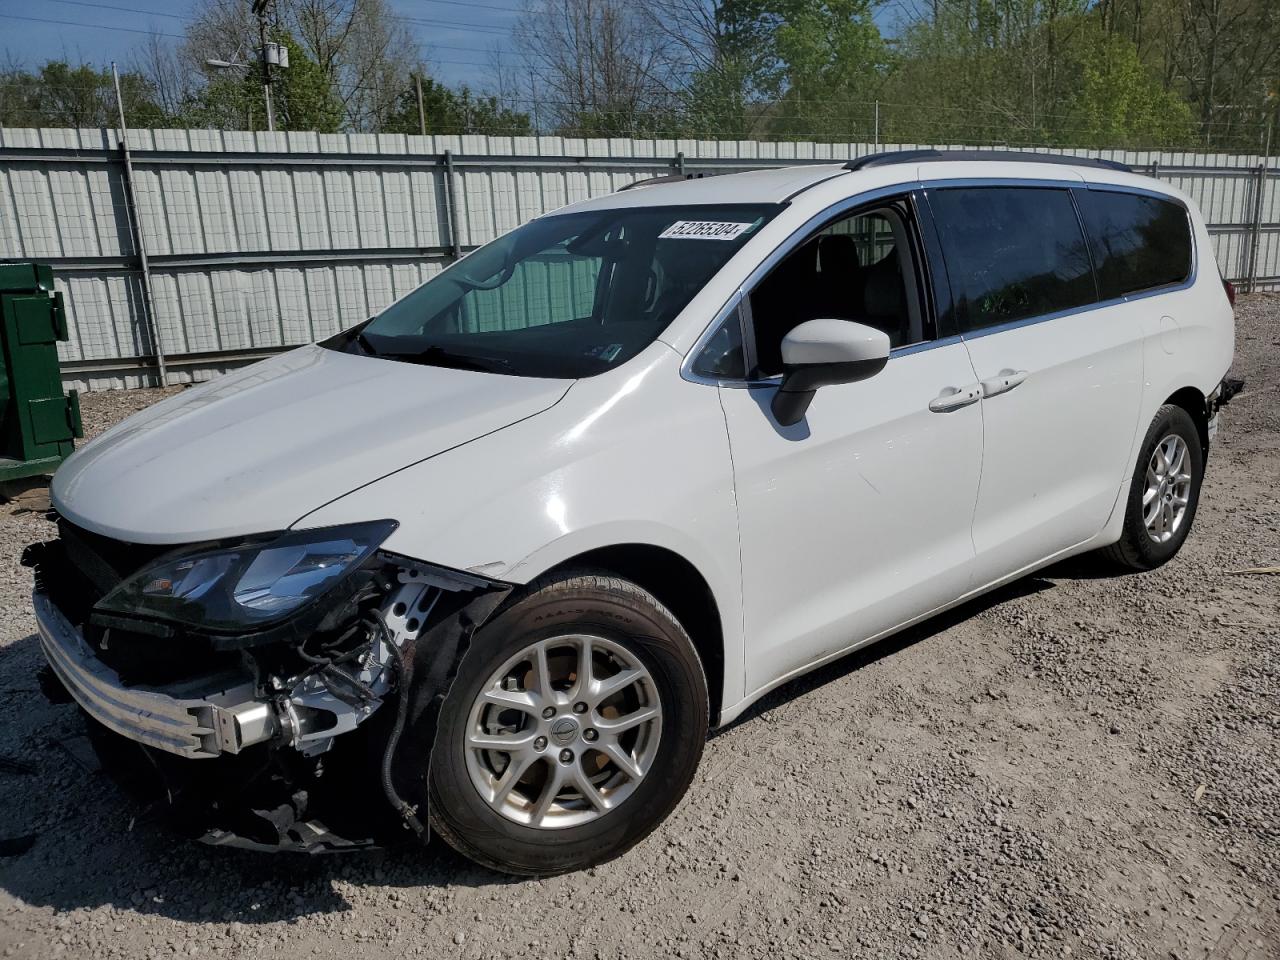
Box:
[1102,404,1204,571]
[427,571,708,876]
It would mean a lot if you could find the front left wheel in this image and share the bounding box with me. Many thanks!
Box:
[426,571,708,876]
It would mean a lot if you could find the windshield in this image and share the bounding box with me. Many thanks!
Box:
[331,204,780,378]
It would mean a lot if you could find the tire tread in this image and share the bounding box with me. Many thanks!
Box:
[425,567,707,877]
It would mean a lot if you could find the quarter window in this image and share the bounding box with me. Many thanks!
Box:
[928,187,1096,333]
[1076,190,1192,299]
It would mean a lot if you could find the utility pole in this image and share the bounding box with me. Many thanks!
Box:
[415,72,427,135]
[252,0,275,131]
[110,62,168,387]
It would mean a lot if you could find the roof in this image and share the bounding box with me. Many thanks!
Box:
[844,148,1132,173]
[556,164,850,212]
[547,152,1177,217]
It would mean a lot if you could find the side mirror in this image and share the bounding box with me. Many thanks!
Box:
[771,319,890,426]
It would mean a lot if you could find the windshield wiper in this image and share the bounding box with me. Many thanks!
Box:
[387,345,513,374]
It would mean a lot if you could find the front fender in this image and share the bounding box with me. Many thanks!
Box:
[296,343,746,711]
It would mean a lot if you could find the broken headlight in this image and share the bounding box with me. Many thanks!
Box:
[95,520,397,632]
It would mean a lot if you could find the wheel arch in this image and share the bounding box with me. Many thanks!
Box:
[1165,385,1209,454]
[541,544,727,726]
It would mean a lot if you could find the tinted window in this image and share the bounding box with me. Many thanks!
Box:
[691,309,747,379]
[344,204,778,378]
[928,187,1096,332]
[1076,190,1192,299]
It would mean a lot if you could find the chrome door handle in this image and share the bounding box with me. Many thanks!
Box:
[980,369,1029,398]
[928,384,982,413]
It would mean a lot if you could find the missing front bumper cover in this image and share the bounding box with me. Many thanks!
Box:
[33,554,513,851]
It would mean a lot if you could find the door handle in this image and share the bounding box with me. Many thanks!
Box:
[980,369,1029,398]
[928,384,982,413]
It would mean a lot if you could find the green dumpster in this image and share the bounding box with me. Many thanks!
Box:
[0,263,83,482]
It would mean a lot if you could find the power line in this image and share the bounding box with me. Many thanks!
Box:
[26,0,507,55]
[0,14,492,65]
[41,0,187,22]
[45,0,527,15]
[35,0,517,36]
[396,0,527,14]
[0,13,185,39]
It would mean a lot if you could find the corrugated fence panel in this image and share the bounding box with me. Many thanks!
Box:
[0,127,1276,389]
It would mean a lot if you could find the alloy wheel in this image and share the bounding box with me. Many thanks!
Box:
[463,634,662,829]
[1143,433,1193,544]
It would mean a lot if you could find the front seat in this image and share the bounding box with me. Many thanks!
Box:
[816,235,862,318]
[859,249,907,346]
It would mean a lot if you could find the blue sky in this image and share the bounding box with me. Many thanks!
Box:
[1,0,910,93]
[0,0,518,88]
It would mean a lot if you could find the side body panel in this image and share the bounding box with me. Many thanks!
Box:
[959,299,1144,586]
[720,342,984,695]
[1127,204,1236,460]
[296,343,750,712]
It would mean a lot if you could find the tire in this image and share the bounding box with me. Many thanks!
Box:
[1101,403,1205,571]
[426,570,709,876]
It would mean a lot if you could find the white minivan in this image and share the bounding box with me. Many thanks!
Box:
[30,150,1239,874]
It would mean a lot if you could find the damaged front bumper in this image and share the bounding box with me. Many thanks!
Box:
[36,593,279,758]
[29,536,512,852]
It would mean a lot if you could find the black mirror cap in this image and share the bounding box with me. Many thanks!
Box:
[770,355,889,426]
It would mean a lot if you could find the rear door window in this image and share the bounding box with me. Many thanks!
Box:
[926,187,1097,333]
[1075,190,1192,299]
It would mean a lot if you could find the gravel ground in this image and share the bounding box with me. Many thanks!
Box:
[0,300,1276,960]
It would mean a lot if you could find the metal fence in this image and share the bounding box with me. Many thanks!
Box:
[0,126,1276,391]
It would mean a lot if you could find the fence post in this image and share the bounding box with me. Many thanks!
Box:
[443,149,462,260]
[111,62,167,388]
[1246,162,1266,293]
[674,150,685,177]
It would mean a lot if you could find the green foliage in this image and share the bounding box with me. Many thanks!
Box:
[1,0,1273,150]
[383,75,531,136]
[179,33,343,132]
[1061,29,1195,149]
[0,62,175,129]
[715,0,889,140]
[878,1,1197,149]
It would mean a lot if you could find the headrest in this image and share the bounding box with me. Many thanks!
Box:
[817,234,860,273]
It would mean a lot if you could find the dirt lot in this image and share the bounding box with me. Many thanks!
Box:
[0,298,1276,960]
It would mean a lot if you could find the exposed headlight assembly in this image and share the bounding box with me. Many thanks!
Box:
[95,520,397,632]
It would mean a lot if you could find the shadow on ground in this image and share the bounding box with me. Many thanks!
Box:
[0,574,1059,923]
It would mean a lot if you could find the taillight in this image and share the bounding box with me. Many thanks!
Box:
[1223,278,1236,306]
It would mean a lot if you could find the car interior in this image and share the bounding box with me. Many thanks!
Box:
[749,204,927,377]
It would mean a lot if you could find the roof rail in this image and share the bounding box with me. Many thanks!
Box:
[844,149,1133,174]
[618,172,714,191]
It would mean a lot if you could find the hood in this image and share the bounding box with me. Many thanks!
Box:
[52,346,572,544]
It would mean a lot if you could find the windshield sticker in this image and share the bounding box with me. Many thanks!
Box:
[659,220,754,241]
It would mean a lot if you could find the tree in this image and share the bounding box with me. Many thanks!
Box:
[179,0,419,131]
[739,0,890,140]
[383,74,532,135]
[880,0,1195,149]
[1061,27,1194,148]
[0,61,173,129]
[179,33,343,132]
[514,0,683,136]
